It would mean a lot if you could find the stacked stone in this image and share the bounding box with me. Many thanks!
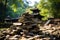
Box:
[0,9,44,40]
[0,8,60,40]
[18,12,43,35]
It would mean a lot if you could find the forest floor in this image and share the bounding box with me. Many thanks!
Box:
[0,13,60,40]
[0,24,60,40]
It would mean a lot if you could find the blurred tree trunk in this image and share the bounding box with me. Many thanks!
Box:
[0,0,7,22]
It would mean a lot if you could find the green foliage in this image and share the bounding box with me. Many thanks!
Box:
[0,0,29,19]
[37,0,51,20]
[37,0,60,19]
[6,0,28,18]
[48,0,60,18]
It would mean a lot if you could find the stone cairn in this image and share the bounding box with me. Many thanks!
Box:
[0,8,60,40]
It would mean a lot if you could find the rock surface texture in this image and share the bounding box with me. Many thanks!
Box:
[0,9,60,40]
